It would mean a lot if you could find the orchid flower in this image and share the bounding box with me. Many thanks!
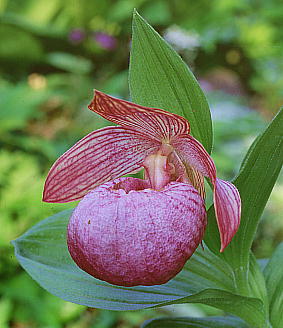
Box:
[43,91,241,287]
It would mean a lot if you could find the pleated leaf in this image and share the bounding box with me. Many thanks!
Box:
[142,316,249,328]
[163,289,265,327]
[264,243,283,328]
[13,209,266,327]
[129,11,212,153]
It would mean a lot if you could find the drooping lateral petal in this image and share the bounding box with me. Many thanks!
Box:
[171,134,217,181]
[214,179,241,252]
[171,134,241,251]
[43,126,160,203]
[88,90,190,141]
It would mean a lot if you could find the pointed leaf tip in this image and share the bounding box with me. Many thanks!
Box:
[129,12,213,152]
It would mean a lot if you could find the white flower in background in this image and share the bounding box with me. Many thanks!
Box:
[163,25,200,51]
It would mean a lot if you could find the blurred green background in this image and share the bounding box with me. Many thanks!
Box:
[0,0,282,327]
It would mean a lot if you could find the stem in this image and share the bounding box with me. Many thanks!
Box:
[234,265,250,296]
[233,262,272,328]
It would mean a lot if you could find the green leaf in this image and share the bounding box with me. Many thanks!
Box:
[0,81,48,131]
[142,316,249,328]
[129,11,212,153]
[12,210,231,310]
[264,243,283,328]
[46,52,93,74]
[205,109,283,289]
[13,210,266,327]
[12,209,190,311]
[0,297,12,328]
[19,0,61,25]
[165,289,265,328]
[0,24,43,62]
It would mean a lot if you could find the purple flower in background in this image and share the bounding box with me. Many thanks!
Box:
[94,32,117,50]
[69,28,85,44]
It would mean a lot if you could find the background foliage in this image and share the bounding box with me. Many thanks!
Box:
[0,0,282,327]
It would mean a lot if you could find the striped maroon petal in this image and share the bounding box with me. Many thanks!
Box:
[88,90,190,141]
[171,134,241,251]
[43,126,160,203]
[214,178,241,251]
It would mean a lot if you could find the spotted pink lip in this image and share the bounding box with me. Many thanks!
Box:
[43,90,241,286]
